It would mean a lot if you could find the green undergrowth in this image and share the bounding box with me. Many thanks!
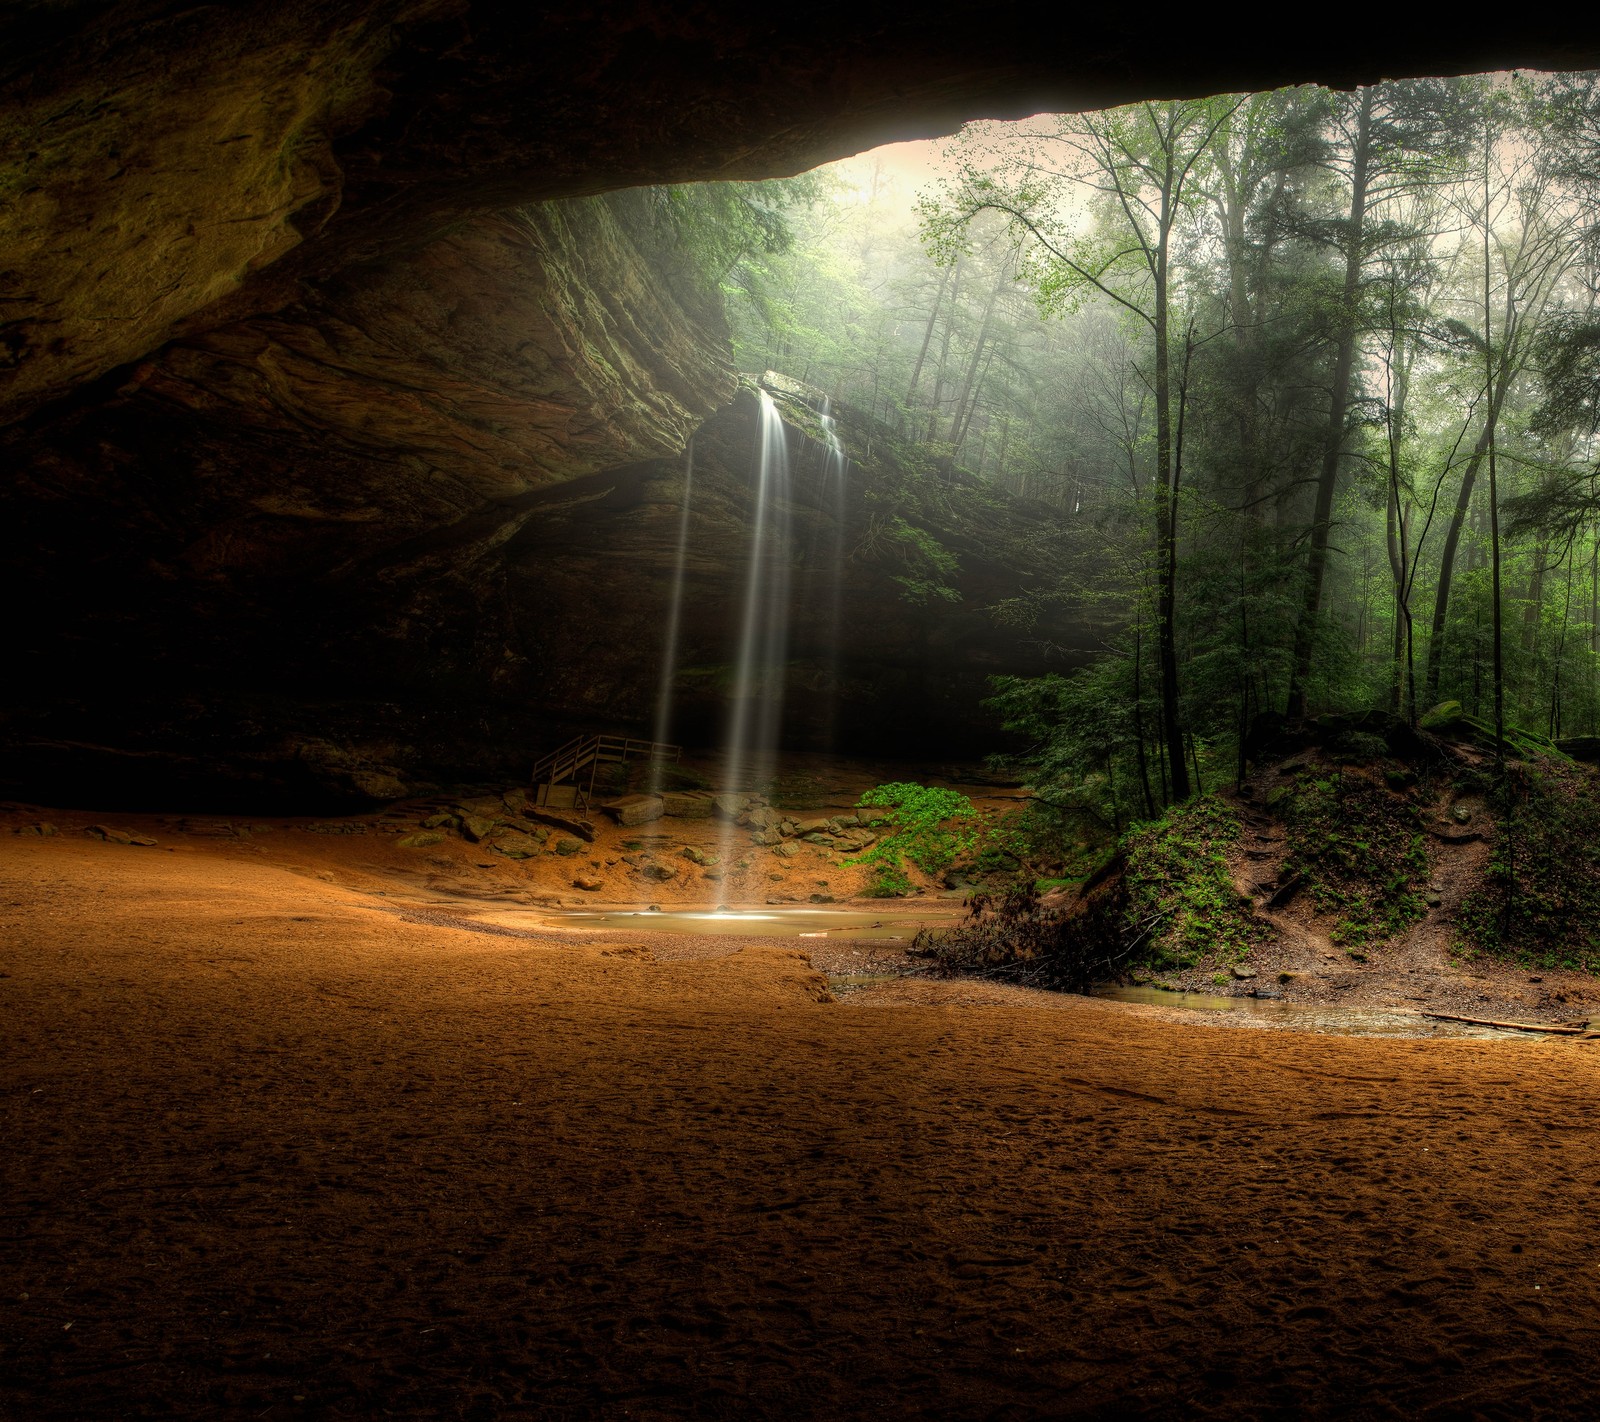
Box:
[1121,796,1265,970]
[1457,762,1600,971]
[848,782,977,896]
[1276,767,1428,947]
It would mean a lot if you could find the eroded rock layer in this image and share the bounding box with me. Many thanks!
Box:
[0,192,736,806]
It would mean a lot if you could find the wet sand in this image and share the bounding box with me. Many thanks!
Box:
[6,826,1600,1419]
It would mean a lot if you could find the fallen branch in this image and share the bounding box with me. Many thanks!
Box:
[1420,1011,1589,1036]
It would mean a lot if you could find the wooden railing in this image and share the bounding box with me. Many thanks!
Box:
[532,734,681,817]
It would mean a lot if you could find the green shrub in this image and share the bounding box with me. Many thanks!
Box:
[848,781,976,896]
[1457,763,1600,971]
[1122,796,1264,968]
[1279,769,1427,946]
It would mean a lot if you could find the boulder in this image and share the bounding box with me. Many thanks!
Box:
[662,791,716,819]
[525,809,595,842]
[602,794,665,827]
[83,824,157,846]
[795,818,831,834]
[397,831,445,848]
[773,842,802,858]
[682,846,719,866]
[495,815,549,841]
[573,875,604,891]
[803,833,837,846]
[459,814,497,842]
[638,861,677,882]
[421,813,459,830]
[751,828,782,846]
[713,794,752,821]
[740,805,783,831]
[489,829,544,859]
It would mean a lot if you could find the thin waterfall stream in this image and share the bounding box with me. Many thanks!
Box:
[717,389,794,875]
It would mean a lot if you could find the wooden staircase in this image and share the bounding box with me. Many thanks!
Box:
[532,734,681,818]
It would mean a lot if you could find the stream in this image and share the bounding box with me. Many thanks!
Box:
[1093,985,1549,1039]
[537,906,958,941]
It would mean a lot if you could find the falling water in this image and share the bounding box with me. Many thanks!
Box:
[816,396,849,748]
[718,390,793,870]
[646,440,694,803]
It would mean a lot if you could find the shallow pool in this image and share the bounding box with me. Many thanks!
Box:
[537,907,958,941]
[1093,985,1546,1039]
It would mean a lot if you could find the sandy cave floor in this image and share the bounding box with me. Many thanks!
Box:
[6,809,1600,1418]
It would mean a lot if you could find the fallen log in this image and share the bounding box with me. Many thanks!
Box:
[1420,1011,1589,1036]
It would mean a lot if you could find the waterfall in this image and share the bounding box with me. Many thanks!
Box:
[718,390,793,871]
[646,440,694,803]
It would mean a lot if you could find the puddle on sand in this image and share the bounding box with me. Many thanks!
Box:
[1094,985,1549,1040]
[826,972,903,997]
[535,907,957,942]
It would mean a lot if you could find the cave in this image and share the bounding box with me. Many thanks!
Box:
[8,7,1600,1420]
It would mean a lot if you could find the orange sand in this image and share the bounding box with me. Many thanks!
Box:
[5,826,1600,1419]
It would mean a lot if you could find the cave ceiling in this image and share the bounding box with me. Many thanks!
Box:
[3,2,1598,423]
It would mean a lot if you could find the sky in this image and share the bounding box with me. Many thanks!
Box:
[825,137,955,220]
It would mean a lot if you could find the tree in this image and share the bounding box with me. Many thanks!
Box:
[924,97,1243,802]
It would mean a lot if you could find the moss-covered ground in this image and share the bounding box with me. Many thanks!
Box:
[1274,767,1429,949]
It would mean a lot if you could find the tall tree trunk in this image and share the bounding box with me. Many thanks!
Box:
[1484,140,1505,763]
[1521,547,1547,654]
[904,262,953,423]
[1131,623,1156,817]
[948,268,1006,444]
[1286,88,1375,717]
[924,259,965,441]
[1423,366,1513,704]
[1154,189,1190,802]
[952,341,999,457]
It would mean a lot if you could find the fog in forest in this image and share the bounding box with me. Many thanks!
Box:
[658,72,1600,830]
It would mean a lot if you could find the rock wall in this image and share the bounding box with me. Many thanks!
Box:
[511,386,1099,759]
[0,192,736,807]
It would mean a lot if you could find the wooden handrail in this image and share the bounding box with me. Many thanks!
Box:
[531,734,682,804]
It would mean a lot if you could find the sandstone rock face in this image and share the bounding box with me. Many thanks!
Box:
[131,198,732,502]
[0,191,732,808]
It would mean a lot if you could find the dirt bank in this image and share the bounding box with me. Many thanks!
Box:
[5,820,1600,1419]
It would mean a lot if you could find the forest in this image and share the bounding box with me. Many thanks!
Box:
[663,72,1600,833]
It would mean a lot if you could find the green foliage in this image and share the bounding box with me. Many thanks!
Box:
[650,176,824,282]
[1122,797,1265,968]
[886,518,961,605]
[1457,764,1600,970]
[848,782,976,896]
[1279,769,1428,945]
